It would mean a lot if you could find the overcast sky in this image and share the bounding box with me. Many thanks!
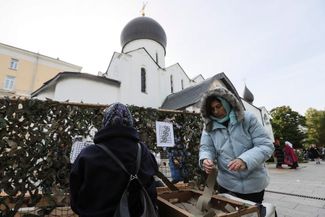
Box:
[1,0,324,115]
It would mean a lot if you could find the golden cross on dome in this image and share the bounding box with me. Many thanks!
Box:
[140,2,148,16]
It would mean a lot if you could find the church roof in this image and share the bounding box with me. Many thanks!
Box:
[31,72,120,97]
[161,72,242,110]
[120,16,167,51]
[243,85,254,104]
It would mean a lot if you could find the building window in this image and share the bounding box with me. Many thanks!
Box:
[4,76,15,91]
[141,68,146,93]
[9,58,19,70]
[170,75,174,93]
[181,79,184,90]
[156,53,159,64]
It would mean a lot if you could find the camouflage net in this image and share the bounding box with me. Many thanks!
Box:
[0,98,204,216]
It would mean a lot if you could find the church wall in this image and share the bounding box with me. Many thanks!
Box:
[112,49,166,108]
[242,100,263,124]
[123,39,165,67]
[54,77,119,104]
[193,75,205,83]
[261,107,275,141]
[165,64,192,93]
[105,52,125,81]
[242,100,274,141]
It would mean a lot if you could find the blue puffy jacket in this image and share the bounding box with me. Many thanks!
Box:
[199,87,274,194]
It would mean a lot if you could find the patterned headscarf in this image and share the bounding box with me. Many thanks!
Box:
[102,103,134,128]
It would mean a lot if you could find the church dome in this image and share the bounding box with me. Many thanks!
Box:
[243,85,254,104]
[120,16,167,50]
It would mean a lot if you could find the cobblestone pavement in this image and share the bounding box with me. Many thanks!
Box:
[264,161,325,217]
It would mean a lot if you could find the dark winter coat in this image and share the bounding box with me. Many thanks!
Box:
[70,125,158,217]
[273,144,284,163]
[309,147,320,159]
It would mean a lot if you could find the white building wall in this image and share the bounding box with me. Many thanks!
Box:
[104,48,204,109]
[105,52,125,81]
[54,77,120,104]
[242,100,274,141]
[122,39,165,67]
[242,100,263,124]
[165,64,192,93]
[108,49,167,108]
[192,75,205,83]
[34,87,55,100]
[261,107,275,141]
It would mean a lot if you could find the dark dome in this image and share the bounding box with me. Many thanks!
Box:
[120,16,167,50]
[243,85,254,104]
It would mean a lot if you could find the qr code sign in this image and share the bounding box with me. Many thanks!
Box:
[156,121,175,147]
[159,125,172,143]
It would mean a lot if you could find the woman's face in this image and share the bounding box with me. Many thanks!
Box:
[210,99,227,118]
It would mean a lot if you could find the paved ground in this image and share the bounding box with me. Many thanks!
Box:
[264,161,325,217]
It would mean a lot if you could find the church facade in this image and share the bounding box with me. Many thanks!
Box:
[31,16,274,140]
[32,16,200,107]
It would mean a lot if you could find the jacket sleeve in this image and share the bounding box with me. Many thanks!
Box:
[199,130,216,169]
[238,112,274,171]
[69,156,84,215]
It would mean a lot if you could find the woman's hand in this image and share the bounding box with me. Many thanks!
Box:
[202,159,215,174]
[228,158,247,171]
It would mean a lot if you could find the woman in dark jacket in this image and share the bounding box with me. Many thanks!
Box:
[70,103,158,217]
[273,138,284,168]
[309,144,321,164]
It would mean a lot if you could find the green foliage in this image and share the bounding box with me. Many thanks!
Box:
[0,98,203,216]
[270,106,306,148]
[305,108,325,146]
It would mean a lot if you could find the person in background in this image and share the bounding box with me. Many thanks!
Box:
[309,144,321,164]
[283,141,299,169]
[273,138,284,168]
[199,87,274,204]
[167,138,190,184]
[70,103,158,217]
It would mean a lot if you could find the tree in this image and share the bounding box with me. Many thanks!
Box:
[305,108,325,146]
[270,106,306,148]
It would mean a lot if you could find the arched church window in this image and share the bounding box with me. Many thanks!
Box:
[181,79,184,90]
[170,75,174,93]
[141,68,146,93]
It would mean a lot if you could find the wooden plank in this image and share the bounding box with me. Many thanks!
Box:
[157,189,260,217]
[158,197,192,217]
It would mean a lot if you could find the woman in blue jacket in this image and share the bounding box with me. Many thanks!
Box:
[199,87,274,203]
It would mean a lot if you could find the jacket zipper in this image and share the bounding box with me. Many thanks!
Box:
[227,127,245,193]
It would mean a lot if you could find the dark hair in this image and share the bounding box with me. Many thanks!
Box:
[205,96,221,116]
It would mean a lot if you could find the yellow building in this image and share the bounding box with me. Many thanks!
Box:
[0,42,82,98]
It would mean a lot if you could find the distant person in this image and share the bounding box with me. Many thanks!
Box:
[70,103,158,217]
[273,138,284,168]
[309,144,321,164]
[283,141,299,169]
[199,87,274,204]
[167,143,189,184]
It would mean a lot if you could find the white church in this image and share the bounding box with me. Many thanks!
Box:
[31,16,274,140]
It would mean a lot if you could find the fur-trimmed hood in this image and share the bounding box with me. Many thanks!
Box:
[200,87,245,131]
